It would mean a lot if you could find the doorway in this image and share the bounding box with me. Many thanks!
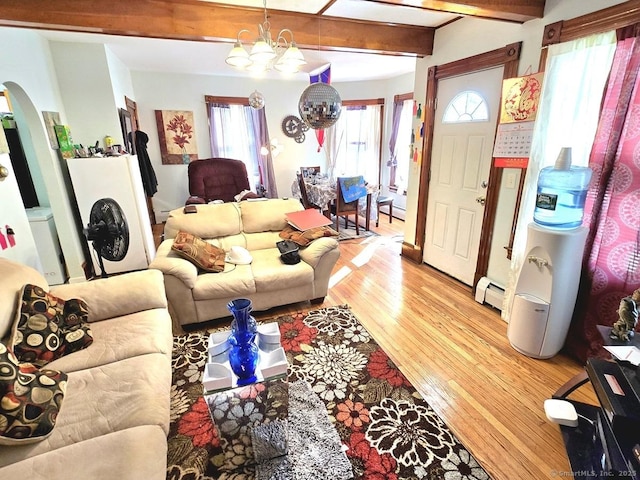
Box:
[411,43,521,291]
[423,67,503,285]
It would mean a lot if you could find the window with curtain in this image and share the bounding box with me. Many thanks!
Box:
[388,93,413,194]
[205,95,278,198]
[331,99,383,184]
[502,32,617,323]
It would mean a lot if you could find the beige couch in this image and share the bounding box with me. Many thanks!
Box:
[149,198,340,327]
[0,258,173,480]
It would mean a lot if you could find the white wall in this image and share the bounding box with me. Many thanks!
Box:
[131,70,414,221]
[50,42,123,149]
[405,0,628,287]
[105,47,135,113]
[0,28,87,282]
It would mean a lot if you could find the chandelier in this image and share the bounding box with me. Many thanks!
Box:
[225,0,306,74]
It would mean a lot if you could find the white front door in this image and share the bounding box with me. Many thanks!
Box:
[423,67,503,285]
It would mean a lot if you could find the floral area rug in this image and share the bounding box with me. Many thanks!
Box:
[167,305,491,480]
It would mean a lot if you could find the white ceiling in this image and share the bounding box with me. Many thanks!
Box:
[33,0,459,82]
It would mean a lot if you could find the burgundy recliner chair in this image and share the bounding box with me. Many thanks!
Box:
[185,158,254,205]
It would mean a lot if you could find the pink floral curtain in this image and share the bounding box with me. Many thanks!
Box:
[566,26,640,362]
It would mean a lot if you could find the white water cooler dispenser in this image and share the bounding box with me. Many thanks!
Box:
[507,223,587,359]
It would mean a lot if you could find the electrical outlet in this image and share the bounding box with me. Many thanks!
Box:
[505,173,516,189]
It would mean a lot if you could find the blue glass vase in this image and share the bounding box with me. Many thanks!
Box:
[227,298,259,385]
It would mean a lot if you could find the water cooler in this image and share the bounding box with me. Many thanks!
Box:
[507,147,591,359]
[507,223,587,359]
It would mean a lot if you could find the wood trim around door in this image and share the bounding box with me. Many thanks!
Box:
[402,42,522,294]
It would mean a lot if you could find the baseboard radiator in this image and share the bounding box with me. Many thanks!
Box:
[475,277,505,311]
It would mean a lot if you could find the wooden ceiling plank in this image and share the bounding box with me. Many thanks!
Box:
[0,0,434,56]
[370,0,545,23]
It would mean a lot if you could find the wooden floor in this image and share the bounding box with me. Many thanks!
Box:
[154,213,597,480]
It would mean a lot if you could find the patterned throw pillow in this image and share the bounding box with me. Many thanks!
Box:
[11,284,93,367]
[0,342,67,445]
[279,224,339,247]
[171,230,226,273]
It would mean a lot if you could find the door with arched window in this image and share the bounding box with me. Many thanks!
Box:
[423,67,503,285]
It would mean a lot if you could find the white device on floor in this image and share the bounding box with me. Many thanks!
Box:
[544,399,579,427]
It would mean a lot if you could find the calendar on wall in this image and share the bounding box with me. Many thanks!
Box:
[492,72,544,168]
[492,122,534,167]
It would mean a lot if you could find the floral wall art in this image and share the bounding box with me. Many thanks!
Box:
[155,110,198,164]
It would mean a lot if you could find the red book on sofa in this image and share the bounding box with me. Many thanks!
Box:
[285,209,332,231]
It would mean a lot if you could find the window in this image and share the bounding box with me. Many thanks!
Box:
[442,91,489,123]
[390,96,414,193]
[206,97,260,190]
[332,99,383,184]
[205,95,278,197]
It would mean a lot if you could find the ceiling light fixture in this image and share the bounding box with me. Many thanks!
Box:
[225,0,306,74]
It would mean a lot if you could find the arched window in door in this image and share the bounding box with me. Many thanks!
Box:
[442,91,489,123]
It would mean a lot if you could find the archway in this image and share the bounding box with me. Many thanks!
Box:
[2,81,87,281]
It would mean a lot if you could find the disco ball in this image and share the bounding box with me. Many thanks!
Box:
[249,90,265,110]
[298,83,342,129]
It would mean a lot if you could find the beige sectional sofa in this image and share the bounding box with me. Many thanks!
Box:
[149,198,341,327]
[0,258,173,480]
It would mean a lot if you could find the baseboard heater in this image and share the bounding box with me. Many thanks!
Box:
[475,277,505,311]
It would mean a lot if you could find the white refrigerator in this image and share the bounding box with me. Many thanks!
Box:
[0,152,43,273]
[66,155,155,277]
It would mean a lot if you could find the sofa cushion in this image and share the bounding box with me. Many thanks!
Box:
[240,198,304,233]
[0,343,67,446]
[46,308,173,373]
[0,259,48,343]
[192,265,256,301]
[0,353,171,469]
[250,248,315,292]
[11,285,93,367]
[171,231,226,273]
[164,203,242,240]
[0,425,168,480]
[279,224,339,247]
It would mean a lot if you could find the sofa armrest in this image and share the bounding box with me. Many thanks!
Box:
[298,237,339,268]
[148,241,199,289]
[49,269,167,322]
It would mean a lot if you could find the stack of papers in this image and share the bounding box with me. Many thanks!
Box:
[604,346,640,366]
[285,209,332,231]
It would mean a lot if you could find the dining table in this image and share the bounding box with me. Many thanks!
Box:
[291,176,379,230]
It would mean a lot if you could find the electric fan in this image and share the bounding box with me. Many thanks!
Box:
[85,198,130,278]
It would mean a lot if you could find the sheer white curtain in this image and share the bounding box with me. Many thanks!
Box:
[333,105,381,183]
[208,104,261,190]
[502,32,617,321]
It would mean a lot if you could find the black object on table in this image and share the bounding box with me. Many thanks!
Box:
[552,326,640,479]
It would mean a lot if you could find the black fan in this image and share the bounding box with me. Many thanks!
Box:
[85,198,130,278]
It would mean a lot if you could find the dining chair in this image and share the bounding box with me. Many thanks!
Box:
[297,173,330,217]
[300,166,321,178]
[331,177,361,234]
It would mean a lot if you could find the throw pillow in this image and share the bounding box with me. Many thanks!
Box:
[279,224,339,247]
[0,342,67,445]
[11,285,93,367]
[171,230,226,273]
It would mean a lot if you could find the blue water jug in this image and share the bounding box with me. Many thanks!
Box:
[533,147,592,229]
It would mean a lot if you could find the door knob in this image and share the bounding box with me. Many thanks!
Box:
[481,180,488,188]
[476,196,486,206]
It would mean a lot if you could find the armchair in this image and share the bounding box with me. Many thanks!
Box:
[185,158,252,205]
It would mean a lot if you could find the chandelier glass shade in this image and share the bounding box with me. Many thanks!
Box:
[225,1,306,74]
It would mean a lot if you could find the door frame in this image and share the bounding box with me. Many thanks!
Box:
[403,42,521,291]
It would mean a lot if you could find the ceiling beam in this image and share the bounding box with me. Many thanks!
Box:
[371,0,545,23]
[0,0,434,56]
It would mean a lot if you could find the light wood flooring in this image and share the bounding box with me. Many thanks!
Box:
[154,213,597,480]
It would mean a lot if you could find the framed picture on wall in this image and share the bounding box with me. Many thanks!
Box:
[119,108,135,154]
[154,110,198,165]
